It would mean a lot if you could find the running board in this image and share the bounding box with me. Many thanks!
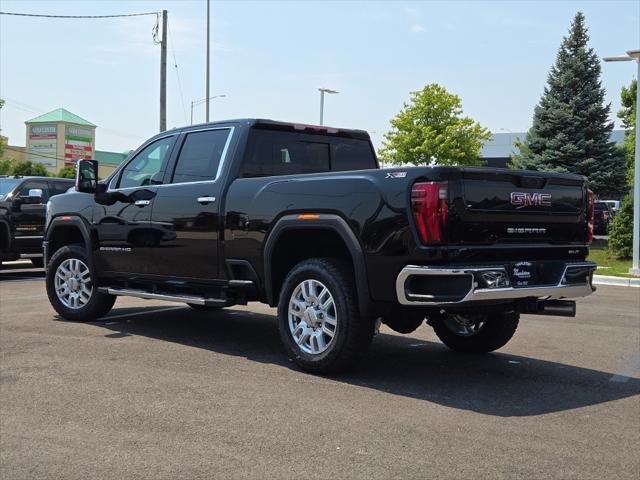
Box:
[98,288,227,306]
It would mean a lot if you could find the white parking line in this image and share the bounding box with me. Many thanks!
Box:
[609,353,640,383]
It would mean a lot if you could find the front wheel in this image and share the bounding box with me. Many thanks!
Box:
[277,257,374,374]
[46,244,116,321]
[430,311,519,353]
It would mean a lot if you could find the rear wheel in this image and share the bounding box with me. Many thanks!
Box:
[430,311,519,353]
[277,257,374,374]
[46,244,116,321]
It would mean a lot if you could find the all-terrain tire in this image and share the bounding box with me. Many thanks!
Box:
[430,311,520,353]
[46,244,116,321]
[277,257,374,374]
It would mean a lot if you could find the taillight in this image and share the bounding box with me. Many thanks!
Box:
[586,189,595,244]
[411,181,448,244]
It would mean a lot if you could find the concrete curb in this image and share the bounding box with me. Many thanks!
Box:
[593,275,640,288]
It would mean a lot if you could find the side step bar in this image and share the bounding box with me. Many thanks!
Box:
[98,287,227,306]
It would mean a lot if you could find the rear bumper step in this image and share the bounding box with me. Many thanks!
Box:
[98,287,227,306]
[396,262,596,306]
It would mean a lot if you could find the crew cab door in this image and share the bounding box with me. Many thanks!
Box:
[149,127,234,279]
[11,179,50,252]
[93,135,176,275]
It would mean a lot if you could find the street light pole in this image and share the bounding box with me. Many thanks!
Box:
[159,9,168,132]
[190,95,226,125]
[318,88,339,125]
[604,49,640,275]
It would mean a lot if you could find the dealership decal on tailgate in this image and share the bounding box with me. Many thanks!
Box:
[511,261,536,287]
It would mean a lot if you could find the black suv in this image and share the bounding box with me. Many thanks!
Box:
[0,175,74,267]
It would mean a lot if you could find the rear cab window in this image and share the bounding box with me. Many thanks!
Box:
[240,128,376,178]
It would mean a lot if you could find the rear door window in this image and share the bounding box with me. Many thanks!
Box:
[171,129,231,183]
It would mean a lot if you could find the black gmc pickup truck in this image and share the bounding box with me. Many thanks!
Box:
[1,175,74,267]
[43,119,597,373]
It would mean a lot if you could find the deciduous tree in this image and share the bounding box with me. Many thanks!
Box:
[378,84,491,166]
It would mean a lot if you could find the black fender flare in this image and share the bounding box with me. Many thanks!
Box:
[44,215,93,267]
[263,213,374,316]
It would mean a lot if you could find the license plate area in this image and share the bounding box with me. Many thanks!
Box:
[508,261,567,287]
[510,261,536,287]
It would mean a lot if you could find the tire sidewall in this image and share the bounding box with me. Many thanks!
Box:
[277,261,351,368]
[46,244,106,321]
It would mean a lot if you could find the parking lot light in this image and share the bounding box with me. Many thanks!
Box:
[603,49,640,275]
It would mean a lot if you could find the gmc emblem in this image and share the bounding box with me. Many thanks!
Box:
[510,192,551,207]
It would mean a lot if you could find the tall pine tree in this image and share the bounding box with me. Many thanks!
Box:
[511,12,625,198]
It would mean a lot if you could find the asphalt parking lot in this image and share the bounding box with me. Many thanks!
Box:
[1,262,639,479]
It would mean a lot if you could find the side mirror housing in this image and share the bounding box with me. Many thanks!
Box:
[76,160,99,193]
[23,188,43,204]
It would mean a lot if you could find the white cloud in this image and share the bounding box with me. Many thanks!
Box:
[404,7,422,18]
[411,24,426,33]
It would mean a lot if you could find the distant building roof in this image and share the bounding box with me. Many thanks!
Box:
[95,150,128,166]
[25,108,96,127]
[480,129,626,158]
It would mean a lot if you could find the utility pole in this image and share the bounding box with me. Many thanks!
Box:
[160,9,168,132]
[206,0,211,123]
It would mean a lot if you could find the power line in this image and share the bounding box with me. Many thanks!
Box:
[168,24,188,125]
[4,145,67,162]
[0,11,159,19]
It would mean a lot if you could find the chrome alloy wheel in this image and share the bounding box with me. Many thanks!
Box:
[288,279,338,355]
[54,258,92,309]
[442,314,486,337]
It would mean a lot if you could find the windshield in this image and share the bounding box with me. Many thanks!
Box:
[0,179,21,200]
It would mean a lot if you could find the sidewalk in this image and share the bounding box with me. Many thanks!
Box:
[593,275,640,288]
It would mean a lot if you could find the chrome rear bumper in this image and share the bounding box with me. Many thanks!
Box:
[396,262,596,306]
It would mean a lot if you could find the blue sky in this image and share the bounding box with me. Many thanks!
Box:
[1,0,638,153]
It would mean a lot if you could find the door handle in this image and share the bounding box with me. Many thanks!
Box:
[134,200,151,207]
[197,196,216,205]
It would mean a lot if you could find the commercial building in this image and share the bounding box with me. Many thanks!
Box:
[1,108,128,178]
[480,130,626,168]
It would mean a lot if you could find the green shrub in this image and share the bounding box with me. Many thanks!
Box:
[11,161,50,177]
[57,166,76,178]
[608,195,634,258]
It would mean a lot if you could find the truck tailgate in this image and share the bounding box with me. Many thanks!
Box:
[448,169,586,245]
